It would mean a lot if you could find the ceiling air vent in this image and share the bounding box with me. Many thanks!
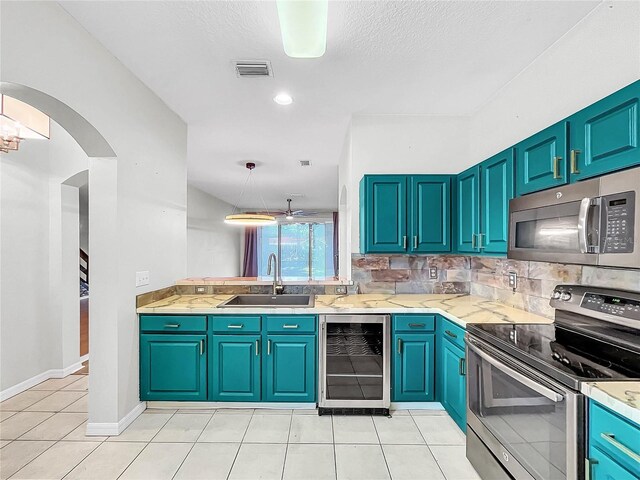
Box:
[234,61,272,78]
[299,160,312,167]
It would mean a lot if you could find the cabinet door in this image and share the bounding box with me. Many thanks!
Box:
[455,166,480,253]
[211,335,261,401]
[409,175,452,253]
[392,333,435,402]
[140,334,206,401]
[589,447,638,480]
[265,335,316,402]
[570,81,640,181]
[360,175,408,253]
[480,149,514,254]
[515,121,568,195]
[441,340,466,432]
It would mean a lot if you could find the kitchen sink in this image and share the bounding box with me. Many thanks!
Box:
[217,294,315,308]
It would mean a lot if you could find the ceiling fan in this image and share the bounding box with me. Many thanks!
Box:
[273,198,320,220]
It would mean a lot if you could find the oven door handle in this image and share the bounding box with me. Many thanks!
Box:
[468,342,564,403]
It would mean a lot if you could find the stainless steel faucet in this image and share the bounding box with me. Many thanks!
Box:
[266,253,284,295]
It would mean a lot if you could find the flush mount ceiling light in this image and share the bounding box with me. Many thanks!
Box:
[224,162,277,226]
[276,0,328,58]
[0,95,50,154]
[273,93,293,105]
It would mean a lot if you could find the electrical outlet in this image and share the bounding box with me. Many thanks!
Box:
[335,285,347,295]
[195,286,206,294]
[429,267,438,280]
[135,271,150,287]
[508,271,518,291]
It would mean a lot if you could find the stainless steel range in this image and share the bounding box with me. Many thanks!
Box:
[466,285,640,480]
[318,314,391,415]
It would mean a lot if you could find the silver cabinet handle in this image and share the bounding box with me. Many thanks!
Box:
[403,235,407,250]
[408,323,425,328]
[445,330,457,339]
[471,233,477,250]
[553,156,563,179]
[228,324,244,329]
[413,236,418,249]
[255,340,260,356]
[600,433,640,463]
[199,339,204,355]
[459,357,466,376]
[164,324,180,328]
[397,338,402,354]
[585,458,598,480]
[282,324,299,329]
[478,233,484,250]
[468,341,564,402]
[267,339,271,355]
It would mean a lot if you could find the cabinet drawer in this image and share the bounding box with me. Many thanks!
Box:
[393,315,435,333]
[590,401,640,476]
[440,317,466,350]
[589,444,639,480]
[211,315,261,333]
[140,315,207,333]
[266,315,317,334]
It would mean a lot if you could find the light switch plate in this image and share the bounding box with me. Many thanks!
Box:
[195,286,206,294]
[335,286,347,295]
[136,271,150,287]
[508,271,517,291]
[429,267,438,280]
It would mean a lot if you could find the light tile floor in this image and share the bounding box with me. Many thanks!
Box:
[0,376,481,480]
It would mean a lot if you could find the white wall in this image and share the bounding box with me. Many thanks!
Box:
[1,121,89,392]
[187,185,241,277]
[469,1,640,163]
[1,2,188,429]
[347,115,471,253]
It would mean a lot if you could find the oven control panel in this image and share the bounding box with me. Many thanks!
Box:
[581,292,640,320]
[601,191,635,254]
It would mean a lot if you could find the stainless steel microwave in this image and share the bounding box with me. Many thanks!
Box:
[508,167,640,268]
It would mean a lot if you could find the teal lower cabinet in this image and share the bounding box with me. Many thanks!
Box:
[211,334,261,402]
[587,400,640,479]
[265,335,316,402]
[140,334,207,401]
[440,339,466,432]
[393,333,435,402]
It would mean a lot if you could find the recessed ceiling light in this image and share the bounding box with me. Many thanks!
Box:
[273,93,293,105]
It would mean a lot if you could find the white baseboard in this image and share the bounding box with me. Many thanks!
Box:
[390,401,445,410]
[79,354,89,363]
[146,401,316,410]
[86,402,146,436]
[0,361,86,402]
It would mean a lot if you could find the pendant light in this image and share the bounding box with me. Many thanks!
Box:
[0,95,50,154]
[224,163,277,226]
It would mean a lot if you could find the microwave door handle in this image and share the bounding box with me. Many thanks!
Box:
[578,197,592,254]
[467,342,564,403]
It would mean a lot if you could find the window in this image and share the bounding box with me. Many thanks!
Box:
[258,219,335,280]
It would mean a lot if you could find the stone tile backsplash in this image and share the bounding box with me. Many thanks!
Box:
[351,254,640,318]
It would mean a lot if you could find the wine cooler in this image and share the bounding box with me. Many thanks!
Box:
[318,314,390,415]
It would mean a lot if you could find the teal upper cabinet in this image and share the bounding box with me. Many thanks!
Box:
[265,335,316,402]
[516,120,568,196]
[570,80,640,181]
[360,174,452,254]
[392,333,435,402]
[360,175,407,253]
[140,334,207,401]
[480,149,514,254]
[211,334,261,402]
[409,175,452,253]
[455,166,480,253]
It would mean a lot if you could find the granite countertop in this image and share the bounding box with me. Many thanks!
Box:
[136,293,553,328]
[582,381,640,425]
[176,277,351,286]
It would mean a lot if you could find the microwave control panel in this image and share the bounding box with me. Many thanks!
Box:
[601,191,635,254]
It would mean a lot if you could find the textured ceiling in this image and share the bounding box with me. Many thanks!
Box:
[60,0,599,210]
